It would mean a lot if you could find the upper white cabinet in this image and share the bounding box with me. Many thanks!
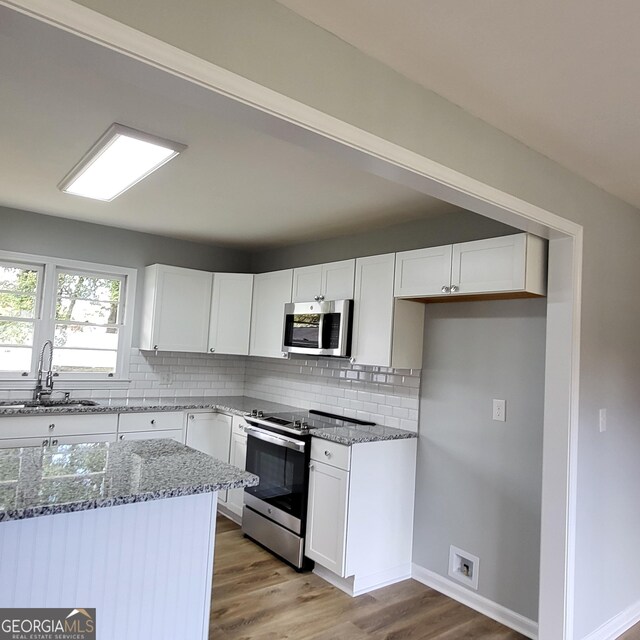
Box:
[140,264,213,352]
[292,259,355,302]
[208,273,253,355]
[351,254,424,369]
[394,233,546,299]
[249,269,293,358]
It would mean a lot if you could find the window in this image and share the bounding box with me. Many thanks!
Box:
[0,251,135,384]
[0,262,42,374]
[54,270,123,374]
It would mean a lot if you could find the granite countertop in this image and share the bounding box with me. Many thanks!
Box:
[0,439,258,523]
[312,424,417,445]
[0,395,300,417]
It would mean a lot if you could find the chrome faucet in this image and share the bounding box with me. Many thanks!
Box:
[34,340,54,402]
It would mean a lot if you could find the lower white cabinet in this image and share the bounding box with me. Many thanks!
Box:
[0,414,118,441]
[185,412,233,503]
[305,436,417,596]
[226,416,248,518]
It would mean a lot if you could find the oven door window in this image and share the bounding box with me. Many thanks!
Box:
[284,313,320,349]
[245,435,307,520]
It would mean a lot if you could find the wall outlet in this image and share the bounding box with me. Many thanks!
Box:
[158,372,174,386]
[599,408,607,433]
[449,545,479,590]
[492,399,506,422]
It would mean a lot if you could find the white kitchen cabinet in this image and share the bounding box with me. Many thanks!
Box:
[117,429,183,443]
[249,269,293,358]
[52,433,116,445]
[305,437,417,596]
[351,254,424,369]
[226,428,248,518]
[451,233,546,295]
[306,459,350,576]
[0,436,53,449]
[0,414,118,440]
[394,245,453,297]
[186,412,232,503]
[292,259,355,302]
[208,273,254,355]
[140,264,213,353]
[394,233,546,299]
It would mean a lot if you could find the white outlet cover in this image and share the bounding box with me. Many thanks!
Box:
[449,545,480,590]
[492,399,506,422]
[599,408,607,432]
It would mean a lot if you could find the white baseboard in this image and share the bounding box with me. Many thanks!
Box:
[411,563,538,640]
[217,504,242,526]
[313,563,411,597]
[580,599,640,640]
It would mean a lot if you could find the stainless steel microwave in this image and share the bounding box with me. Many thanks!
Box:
[282,299,352,357]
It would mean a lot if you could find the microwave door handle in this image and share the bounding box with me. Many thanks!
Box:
[318,312,325,350]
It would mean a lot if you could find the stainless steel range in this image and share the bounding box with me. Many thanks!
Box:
[241,409,374,570]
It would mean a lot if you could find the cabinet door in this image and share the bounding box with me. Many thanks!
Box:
[451,234,527,294]
[292,265,322,302]
[208,273,254,355]
[249,269,293,358]
[306,461,349,577]
[227,431,247,517]
[351,254,395,367]
[322,259,355,300]
[0,436,50,449]
[51,433,116,445]
[142,265,213,352]
[0,414,117,439]
[394,245,453,297]
[186,412,232,502]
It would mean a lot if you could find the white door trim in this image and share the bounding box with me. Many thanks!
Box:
[0,2,583,637]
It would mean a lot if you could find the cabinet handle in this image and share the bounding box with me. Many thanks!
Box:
[324,450,332,459]
[209,348,215,353]
[189,415,194,420]
[51,439,58,446]
[48,424,55,431]
[282,352,288,358]
[42,438,49,446]
[450,285,459,293]
[153,345,159,350]
[441,285,450,293]
[309,464,315,471]
[349,357,356,364]
[314,295,319,301]
[119,434,125,440]
[150,419,156,425]
[318,295,325,301]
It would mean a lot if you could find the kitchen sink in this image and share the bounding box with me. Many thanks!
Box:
[0,399,98,410]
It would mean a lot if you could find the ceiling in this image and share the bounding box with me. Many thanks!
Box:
[277,0,640,212]
[0,7,455,249]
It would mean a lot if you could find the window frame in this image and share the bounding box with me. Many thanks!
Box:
[0,250,136,389]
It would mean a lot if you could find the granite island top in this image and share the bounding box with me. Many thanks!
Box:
[0,439,258,523]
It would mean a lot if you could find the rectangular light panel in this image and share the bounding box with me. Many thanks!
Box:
[59,124,186,201]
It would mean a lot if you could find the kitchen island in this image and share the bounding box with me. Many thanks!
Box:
[0,438,258,640]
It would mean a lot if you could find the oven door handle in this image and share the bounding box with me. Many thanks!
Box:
[244,425,306,452]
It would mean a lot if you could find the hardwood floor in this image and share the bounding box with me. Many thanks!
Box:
[210,515,526,639]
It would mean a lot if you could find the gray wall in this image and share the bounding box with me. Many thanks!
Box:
[68,1,640,633]
[1,206,250,343]
[414,298,547,621]
[251,209,516,272]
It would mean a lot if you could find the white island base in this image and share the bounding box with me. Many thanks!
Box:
[0,492,218,640]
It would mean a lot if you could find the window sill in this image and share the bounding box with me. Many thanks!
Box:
[0,379,131,391]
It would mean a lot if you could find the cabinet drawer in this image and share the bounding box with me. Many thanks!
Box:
[311,438,350,471]
[118,411,184,433]
[0,414,118,439]
[118,429,183,443]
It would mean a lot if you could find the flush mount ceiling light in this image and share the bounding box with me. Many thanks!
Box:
[59,123,187,201]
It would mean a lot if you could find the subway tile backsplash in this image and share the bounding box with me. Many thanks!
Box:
[0,349,421,431]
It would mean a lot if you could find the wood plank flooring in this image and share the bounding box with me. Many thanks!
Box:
[210,515,527,639]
